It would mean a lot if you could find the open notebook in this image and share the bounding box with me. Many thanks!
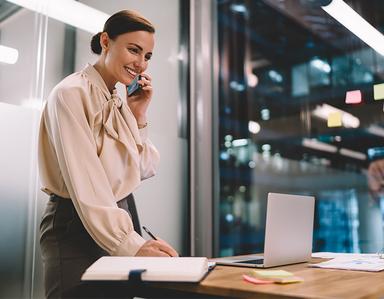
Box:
[81,257,209,282]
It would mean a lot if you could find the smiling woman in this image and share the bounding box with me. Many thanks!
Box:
[38,10,178,299]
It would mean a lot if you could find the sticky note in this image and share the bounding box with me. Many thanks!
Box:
[243,274,274,285]
[374,83,384,100]
[345,90,362,104]
[253,270,293,278]
[273,276,304,284]
[328,112,342,127]
[248,270,304,285]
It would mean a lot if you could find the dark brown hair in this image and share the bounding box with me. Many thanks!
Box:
[90,10,155,55]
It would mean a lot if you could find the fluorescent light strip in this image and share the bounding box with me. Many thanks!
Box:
[302,138,338,153]
[339,148,366,160]
[6,0,109,34]
[322,0,384,56]
[312,103,360,128]
[0,45,18,64]
[232,139,248,147]
[367,125,384,138]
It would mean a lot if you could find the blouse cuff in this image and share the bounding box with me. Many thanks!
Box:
[111,231,146,256]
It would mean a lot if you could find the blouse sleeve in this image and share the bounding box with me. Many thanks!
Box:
[46,87,145,256]
[138,127,160,180]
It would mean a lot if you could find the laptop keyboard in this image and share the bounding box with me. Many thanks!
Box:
[237,259,264,265]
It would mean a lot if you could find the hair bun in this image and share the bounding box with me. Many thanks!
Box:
[90,32,102,55]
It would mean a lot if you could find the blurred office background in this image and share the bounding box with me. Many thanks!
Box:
[1,0,384,298]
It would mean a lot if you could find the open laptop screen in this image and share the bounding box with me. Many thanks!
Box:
[215,193,315,268]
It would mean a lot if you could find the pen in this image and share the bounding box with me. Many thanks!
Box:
[142,226,158,241]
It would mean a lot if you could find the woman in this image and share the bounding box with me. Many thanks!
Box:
[38,10,178,298]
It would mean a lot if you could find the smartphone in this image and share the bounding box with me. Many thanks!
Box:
[127,74,142,96]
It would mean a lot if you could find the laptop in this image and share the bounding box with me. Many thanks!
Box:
[215,192,315,268]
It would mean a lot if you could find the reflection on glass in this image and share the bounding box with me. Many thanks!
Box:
[216,0,384,256]
[0,44,19,64]
[6,0,109,34]
[0,3,43,298]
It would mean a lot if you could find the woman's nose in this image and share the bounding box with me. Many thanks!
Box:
[133,56,145,69]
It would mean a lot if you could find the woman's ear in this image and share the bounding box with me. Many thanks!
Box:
[100,32,110,52]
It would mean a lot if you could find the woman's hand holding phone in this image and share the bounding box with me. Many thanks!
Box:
[126,73,152,125]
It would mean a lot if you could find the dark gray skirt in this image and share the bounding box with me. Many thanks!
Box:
[40,194,141,299]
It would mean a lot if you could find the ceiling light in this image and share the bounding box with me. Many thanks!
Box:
[232,139,248,147]
[225,214,234,222]
[0,45,18,64]
[302,138,338,153]
[261,144,271,152]
[310,58,331,73]
[230,4,248,14]
[334,136,342,142]
[229,81,245,92]
[367,125,384,138]
[312,103,360,128]
[367,147,384,160]
[322,0,384,56]
[261,109,270,120]
[268,70,283,83]
[220,152,229,160]
[339,148,366,160]
[248,121,261,134]
[6,0,109,34]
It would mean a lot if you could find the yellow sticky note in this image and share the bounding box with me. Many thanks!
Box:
[273,276,304,284]
[374,83,384,100]
[253,270,293,278]
[328,112,342,127]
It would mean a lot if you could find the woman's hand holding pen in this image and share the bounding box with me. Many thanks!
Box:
[135,239,179,257]
[127,73,152,125]
[136,225,179,257]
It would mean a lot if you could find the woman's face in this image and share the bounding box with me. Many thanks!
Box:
[103,30,154,86]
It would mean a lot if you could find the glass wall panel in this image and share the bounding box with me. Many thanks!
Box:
[0,6,45,299]
[216,0,384,256]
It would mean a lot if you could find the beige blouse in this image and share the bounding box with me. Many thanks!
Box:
[38,63,160,256]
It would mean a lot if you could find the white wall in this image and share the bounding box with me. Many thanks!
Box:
[76,0,186,252]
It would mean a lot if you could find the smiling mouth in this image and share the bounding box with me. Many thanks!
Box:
[124,67,138,78]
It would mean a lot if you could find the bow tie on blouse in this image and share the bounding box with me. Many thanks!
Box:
[102,89,143,154]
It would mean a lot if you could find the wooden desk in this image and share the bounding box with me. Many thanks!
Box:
[69,258,384,299]
[150,258,384,299]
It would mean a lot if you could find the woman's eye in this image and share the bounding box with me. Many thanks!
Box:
[145,55,152,61]
[128,48,139,54]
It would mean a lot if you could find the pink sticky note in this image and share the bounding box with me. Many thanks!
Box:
[243,274,274,285]
[345,90,362,104]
